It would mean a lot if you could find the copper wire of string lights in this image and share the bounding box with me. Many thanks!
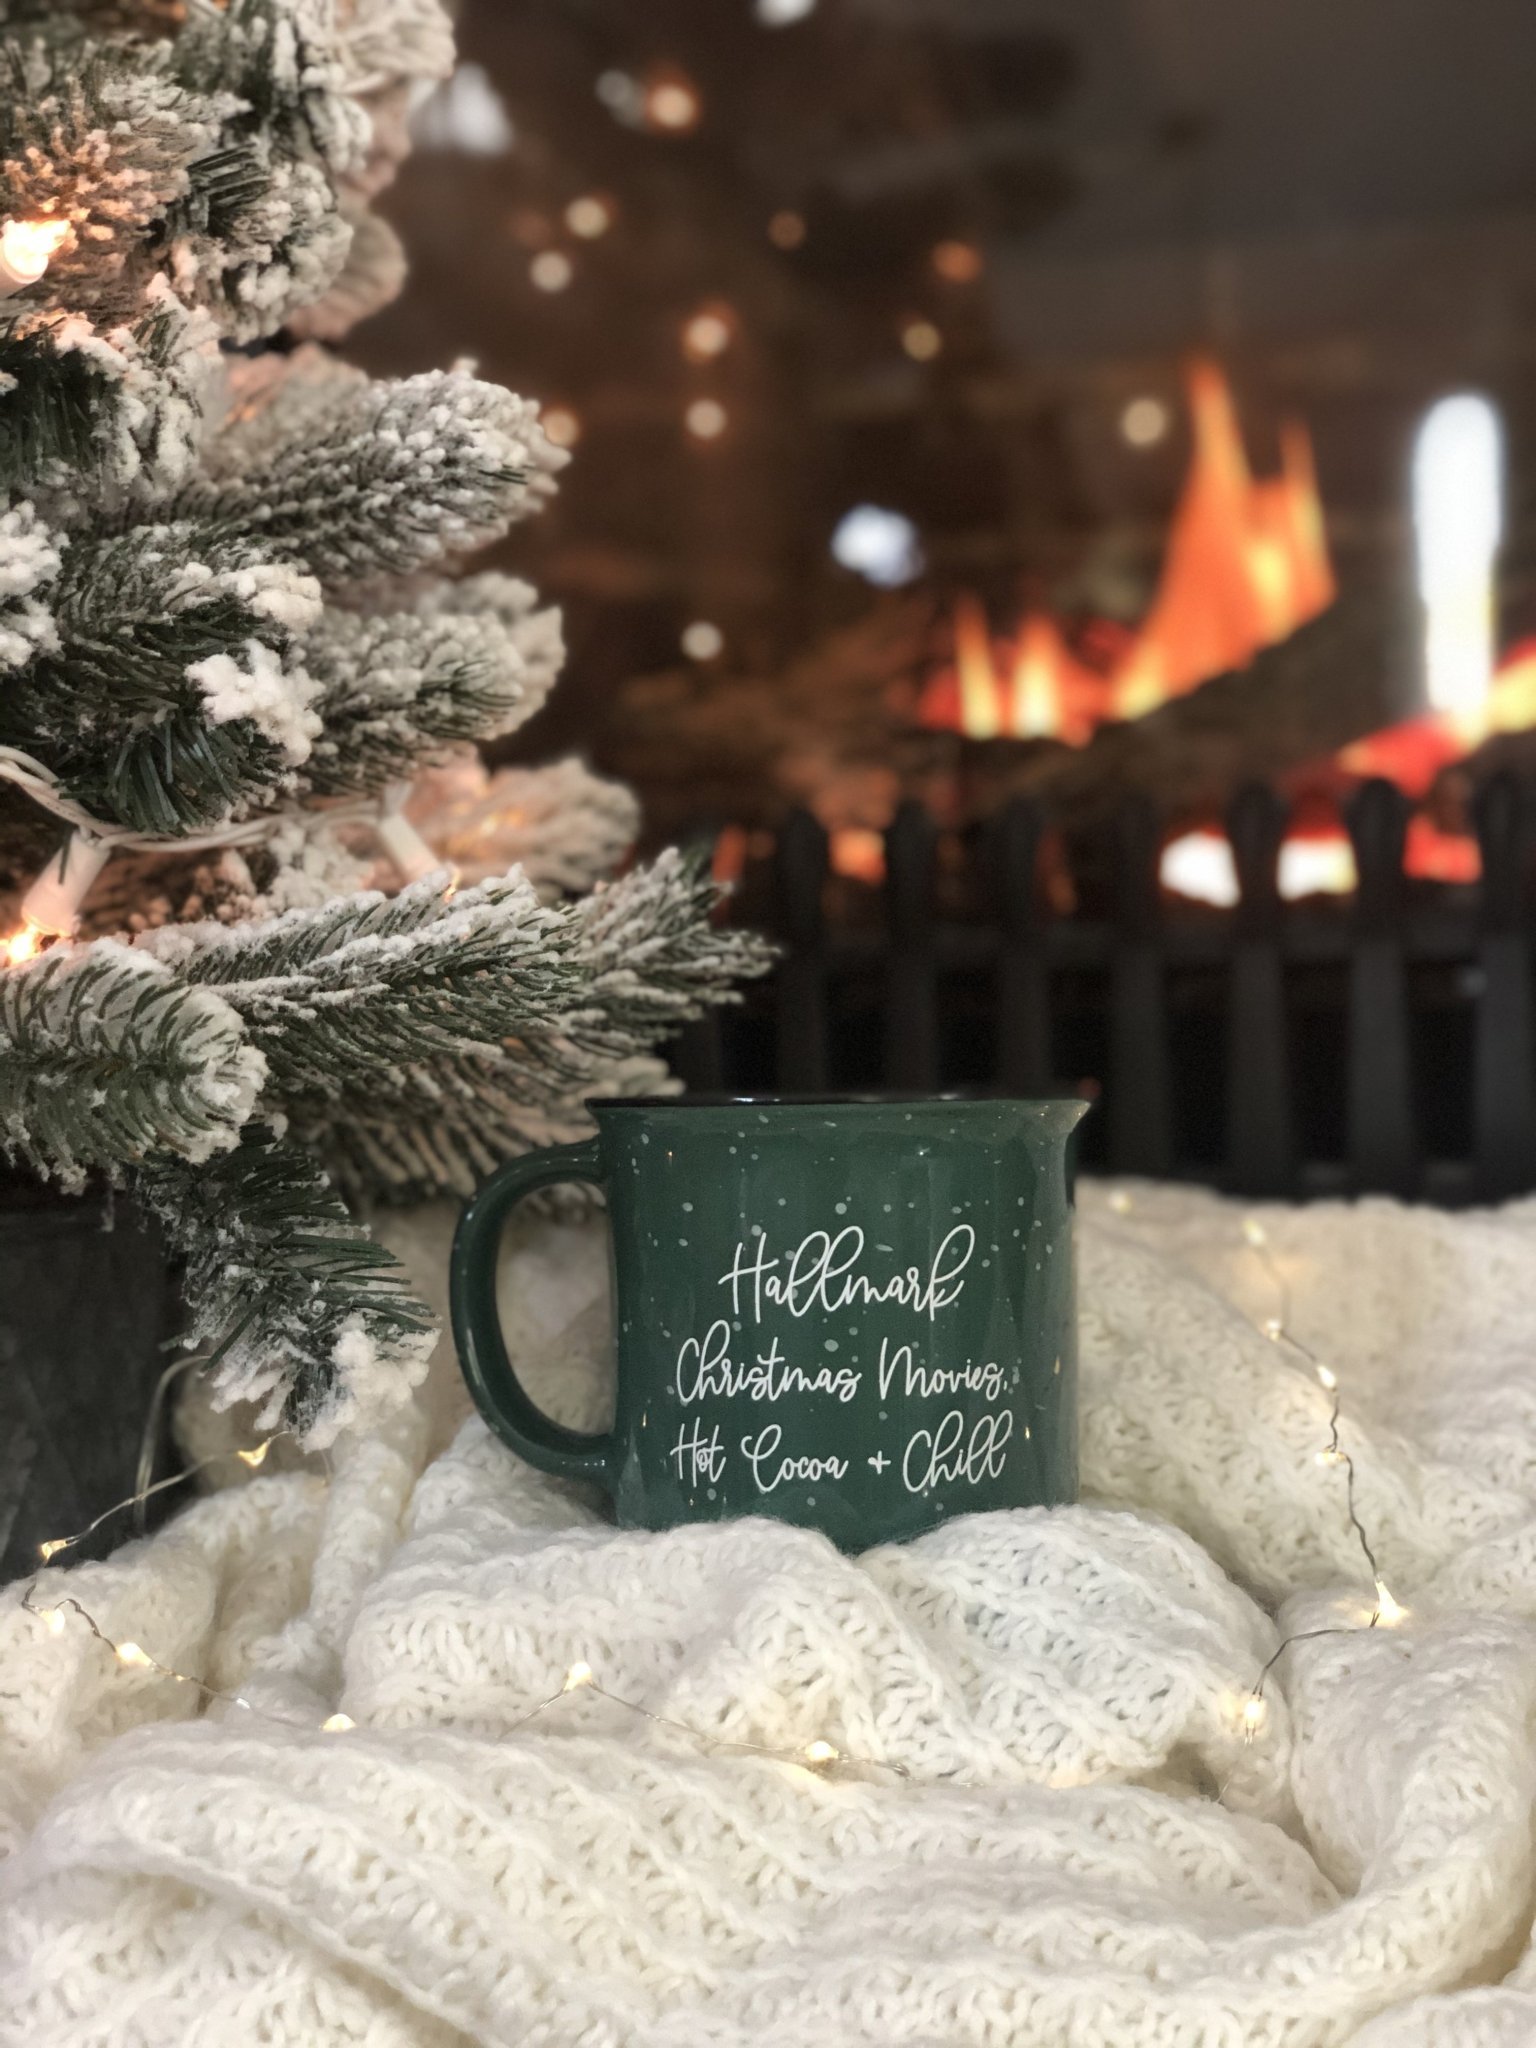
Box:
[35,1437,277,1564]
[1104,1190,1408,1741]
[133,1349,202,1537]
[1236,1212,1408,1738]
[24,1453,897,1776]
[22,1567,895,1776]
[30,1190,1400,1771]
[20,1580,258,1709]
[502,1660,907,1777]
[1239,1216,1406,1630]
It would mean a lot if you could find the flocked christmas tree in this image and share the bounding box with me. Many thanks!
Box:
[0,0,768,1445]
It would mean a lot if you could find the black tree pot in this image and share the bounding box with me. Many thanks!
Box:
[0,1173,181,1585]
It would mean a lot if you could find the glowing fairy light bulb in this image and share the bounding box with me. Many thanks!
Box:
[644,70,701,133]
[38,1537,68,1562]
[681,620,723,660]
[682,305,734,362]
[37,1607,65,1635]
[0,217,68,297]
[236,1442,271,1469]
[802,1738,839,1767]
[322,1712,356,1733]
[1315,1363,1338,1393]
[685,397,727,442]
[900,317,941,361]
[1240,1694,1267,1738]
[1262,1317,1283,1341]
[115,1641,152,1669]
[1315,1447,1346,1467]
[529,250,573,293]
[1373,1580,1407,1628]
[564,195,612,238]
[1121,395,1170,447]
[767,209,806,250]
[1241,1217,1268,1249]
[931,239,982,284]
[563,1660,594,1692]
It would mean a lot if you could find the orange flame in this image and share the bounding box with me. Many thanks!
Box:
[954,594,1002,739]
[923,358,1335,743]
[921,603,1108,743]
[1338,637,1536,800]
[4,925,40,966]
[1114,358,1334,718]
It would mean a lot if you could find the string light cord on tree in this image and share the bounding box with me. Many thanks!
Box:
[0,743,437,942]
[0,743,399,855]
[0,745,299,855]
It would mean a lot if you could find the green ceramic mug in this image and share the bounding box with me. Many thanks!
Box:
[451,1094,1087,1551]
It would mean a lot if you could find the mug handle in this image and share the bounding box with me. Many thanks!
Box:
[451,1139,618,1491]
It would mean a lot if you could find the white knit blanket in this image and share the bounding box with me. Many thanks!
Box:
[5,1183,1536,2047]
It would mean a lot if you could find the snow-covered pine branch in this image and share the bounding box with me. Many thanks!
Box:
[0,1,363,340]
[295,603,542,795]
[0,293,216,506]
[0,519,322,833]
[413,570,566,704]
[567,848,777,1053]
[0,939,264,1185]
[139,869,579,1106]
[182,368,569,590]
[404,754,639,895]
[292,851,776,1201]
[135,1125,436,1445]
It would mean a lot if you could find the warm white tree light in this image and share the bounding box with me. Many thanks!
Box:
[1413,393,1503,728]
[20,832,111,936]
[0,217,68,297]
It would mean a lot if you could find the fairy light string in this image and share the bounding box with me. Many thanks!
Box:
[1105,1190,1409,1742]
[20,1581,258,1711]
[25,1185,1405,1771]
[23,1433,892,1774]
[1238,1216,1404,1623]
[1235,1211,1409,1737]
[21,1571,894,1777]
[35,1437,277,1565]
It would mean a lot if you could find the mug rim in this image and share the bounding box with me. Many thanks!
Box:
[585,1091,1089,1110]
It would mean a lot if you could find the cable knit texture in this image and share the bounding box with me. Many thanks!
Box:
[4,1183,1536,2045]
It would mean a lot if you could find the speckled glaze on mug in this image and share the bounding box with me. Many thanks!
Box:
[452,1094,1086,1551]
